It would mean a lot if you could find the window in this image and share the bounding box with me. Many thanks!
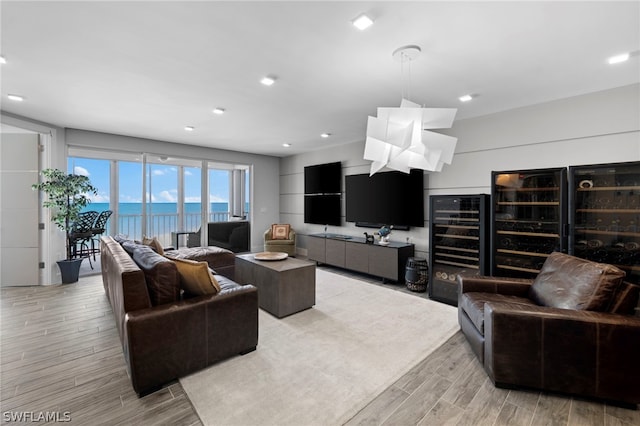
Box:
[68,149,250,248]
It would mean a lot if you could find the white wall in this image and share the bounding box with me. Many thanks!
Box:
[280,84,640,261]
[66,129,281,254]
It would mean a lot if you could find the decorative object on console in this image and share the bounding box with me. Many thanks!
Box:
[377,225,393,245]
[363,45,458,176]
[363,232,374,244]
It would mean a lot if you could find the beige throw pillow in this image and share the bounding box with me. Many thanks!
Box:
[142,236,164,255]
[171,257,221,296]
[271,224,290,240]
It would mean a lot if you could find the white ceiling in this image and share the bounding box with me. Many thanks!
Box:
[1,1,639,157]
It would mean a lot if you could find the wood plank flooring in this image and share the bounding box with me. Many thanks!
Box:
[0,274,202,426]
[1,266,638,425]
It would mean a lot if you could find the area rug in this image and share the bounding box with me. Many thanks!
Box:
[180,268,459,426]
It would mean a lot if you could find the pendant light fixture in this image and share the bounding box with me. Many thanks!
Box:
[364,45,458,176]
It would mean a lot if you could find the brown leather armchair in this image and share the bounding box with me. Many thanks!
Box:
[458,252,640,406]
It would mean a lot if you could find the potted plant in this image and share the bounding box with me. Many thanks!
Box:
[32,168,97,283]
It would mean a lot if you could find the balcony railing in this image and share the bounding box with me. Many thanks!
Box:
[115,211,238,247]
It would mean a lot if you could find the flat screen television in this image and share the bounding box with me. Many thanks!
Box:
[304,194,341,226]
[345,169,424,229]
[304,162,341,194]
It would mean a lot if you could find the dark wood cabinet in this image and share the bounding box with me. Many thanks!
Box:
[308,234,414,282]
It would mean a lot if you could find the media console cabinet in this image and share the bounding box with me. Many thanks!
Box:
[307,233,414,283]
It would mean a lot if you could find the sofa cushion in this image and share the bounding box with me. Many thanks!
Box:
[529,252,625,311]
[171,257,221,296]
[130,245,180,306]
[164,246,235,271]
[608,281,640,315]
[460,292,537,334]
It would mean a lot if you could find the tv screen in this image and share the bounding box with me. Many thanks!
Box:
[304,194,341,226]
[304,162,341,194]
[345,169,424,228]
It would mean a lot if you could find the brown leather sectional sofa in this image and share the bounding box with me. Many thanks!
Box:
[100,236,258,396]
[458,252,640,406]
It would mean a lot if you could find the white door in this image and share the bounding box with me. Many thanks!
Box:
[0,133,40,286]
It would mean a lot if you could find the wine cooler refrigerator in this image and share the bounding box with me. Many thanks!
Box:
[491,168,568,278]
[429,194,489,306]
[569,161,640,284]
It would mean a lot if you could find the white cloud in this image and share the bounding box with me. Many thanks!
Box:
[74,166,90,176]
[184,170,193,176]
[158,190,177,202]
[120,194,142,203]
[185,196,201,203]
[88,192,109,203]
[152,169,165,176]
[209,195,228,202]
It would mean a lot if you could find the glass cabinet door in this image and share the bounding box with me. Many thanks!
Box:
[429,194,489,306]
[491,168,567,278]
[569,161,640,284]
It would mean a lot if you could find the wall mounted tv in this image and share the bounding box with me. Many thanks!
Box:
[304,194,341,226]
[304,161,342,226]
[345,169,424,229]
[304,161,341,195]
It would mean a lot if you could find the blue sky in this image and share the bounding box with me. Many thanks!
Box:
[68,157,230,204]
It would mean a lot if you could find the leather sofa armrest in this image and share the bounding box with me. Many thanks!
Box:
[124,284,258,395]
[458,275,533,296]
[484,302,640,404]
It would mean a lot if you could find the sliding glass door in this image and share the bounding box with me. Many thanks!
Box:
[68,149,250,249]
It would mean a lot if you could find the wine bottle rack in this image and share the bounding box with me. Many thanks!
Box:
[429,194,489,306]
[569,161,640,284]
[491,168,568,278]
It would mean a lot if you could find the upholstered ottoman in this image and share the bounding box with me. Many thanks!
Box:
[165,246,236,280]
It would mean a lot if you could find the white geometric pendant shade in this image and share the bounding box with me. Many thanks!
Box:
[364,98,458,176]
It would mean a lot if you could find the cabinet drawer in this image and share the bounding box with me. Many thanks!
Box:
[307,236,326,263]
[368,245,398,280]
[325,239,346,267]
[345,242,369,273]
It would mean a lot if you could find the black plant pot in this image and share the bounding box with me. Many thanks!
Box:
[57,258,83,284]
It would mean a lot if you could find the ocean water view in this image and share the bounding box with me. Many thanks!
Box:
[84,202,231,215]
[83,202,246,245]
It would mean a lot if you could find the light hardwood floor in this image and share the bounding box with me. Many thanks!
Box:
[1,268,638,425]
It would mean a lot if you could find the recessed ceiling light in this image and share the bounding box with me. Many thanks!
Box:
[352,13,374,30]
[213,108,225,115]
[608,52,630,64]
[7,94,23,101]
[321,133,331,138]
[184,126,194,131]
[0,56,6,64]
[459,94,474,102]
[282,143,291,148]
[261,76,276,86]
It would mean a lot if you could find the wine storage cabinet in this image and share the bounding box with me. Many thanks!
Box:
[429,194,489,306]
[569,161,640,284]
[491,168,568,278]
